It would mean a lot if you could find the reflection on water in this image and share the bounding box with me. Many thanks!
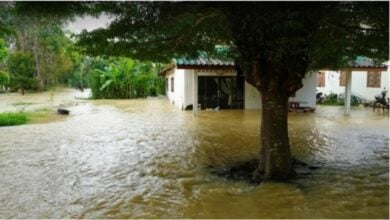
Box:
[0,89,388,218]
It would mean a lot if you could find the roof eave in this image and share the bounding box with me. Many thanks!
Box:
[343,66,388,71]
[176,64,235,70]
[159,63,176,76]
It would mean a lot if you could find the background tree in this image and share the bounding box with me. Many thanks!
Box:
[7,52,37,95]
[0,2,13,38]
[0,70,9,91]
[10,15,75,90]
[0,3,78,91]
[0,39,7,62]
[15,2,389,181]
[0,39,8,82]
[0,15,9,91]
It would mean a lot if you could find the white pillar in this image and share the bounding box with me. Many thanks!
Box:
[193,71,198,116]
[344,70,352,115]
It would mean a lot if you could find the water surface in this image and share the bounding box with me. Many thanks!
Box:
[0,89,388,218]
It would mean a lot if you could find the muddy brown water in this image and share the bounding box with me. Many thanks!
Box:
[0,89,388,218]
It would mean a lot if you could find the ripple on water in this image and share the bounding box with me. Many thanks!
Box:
[0,92,388,219]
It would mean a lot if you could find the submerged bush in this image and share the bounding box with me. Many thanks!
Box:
[320,93,361,106]
[0,112,28,126]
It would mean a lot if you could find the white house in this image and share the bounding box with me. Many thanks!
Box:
[160,58,317,113]
[316,59,389,101]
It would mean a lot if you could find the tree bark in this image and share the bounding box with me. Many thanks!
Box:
[258,89,295,180]
[244,62,299,181]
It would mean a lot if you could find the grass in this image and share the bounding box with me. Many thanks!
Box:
[0,112,28,126]
[0,108,62,127]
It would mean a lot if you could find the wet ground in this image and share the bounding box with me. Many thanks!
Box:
[0,89,388,218]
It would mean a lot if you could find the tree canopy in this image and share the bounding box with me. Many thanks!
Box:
[74,2,388,68]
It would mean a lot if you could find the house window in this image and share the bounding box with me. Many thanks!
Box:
[317,71,325,87]
[171,77,174,92]
[165,78,168,92]
[367,71,381,88]
[339,71,346,86]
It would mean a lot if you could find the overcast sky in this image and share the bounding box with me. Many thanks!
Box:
[65,14,114,34]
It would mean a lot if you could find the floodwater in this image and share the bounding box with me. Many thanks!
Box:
[0,89,388,219]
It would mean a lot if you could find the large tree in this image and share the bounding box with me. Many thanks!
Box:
[18,2,389,181]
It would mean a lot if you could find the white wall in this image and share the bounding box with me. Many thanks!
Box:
[165,69,186,109]
[317,70,389,101]
[165,70,174,104]
[183,69,194,109]
[289,72,317,108]
[244,73,317,109]
[244,82,261,109]
[167,67,317,110]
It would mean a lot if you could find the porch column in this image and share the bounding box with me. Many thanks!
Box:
[344,69,352,115]
[193,70,198,116]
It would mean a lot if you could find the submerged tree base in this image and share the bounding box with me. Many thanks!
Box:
[208,158,321,184]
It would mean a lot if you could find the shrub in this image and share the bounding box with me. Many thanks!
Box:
[320,93,361,106]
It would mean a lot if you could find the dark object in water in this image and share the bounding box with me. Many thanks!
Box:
[184,104,193,110]
[57,108,70,115]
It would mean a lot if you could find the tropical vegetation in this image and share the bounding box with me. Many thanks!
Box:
[0,3,165,98]
[88,57,164,99]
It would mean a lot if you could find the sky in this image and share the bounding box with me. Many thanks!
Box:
[65,14,114,34]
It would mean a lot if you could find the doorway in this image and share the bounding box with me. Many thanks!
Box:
[198,76,244,109]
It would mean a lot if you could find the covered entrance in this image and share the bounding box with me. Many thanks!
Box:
[198,76,244,109]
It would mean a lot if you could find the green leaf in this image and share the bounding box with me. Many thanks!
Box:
[100,79,113,91]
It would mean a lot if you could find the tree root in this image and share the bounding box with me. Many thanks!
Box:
[207,157,322,184]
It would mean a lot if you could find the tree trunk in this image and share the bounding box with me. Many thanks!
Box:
[32,33,42,90]
[257,89,295,180]
[243,61,302,181]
